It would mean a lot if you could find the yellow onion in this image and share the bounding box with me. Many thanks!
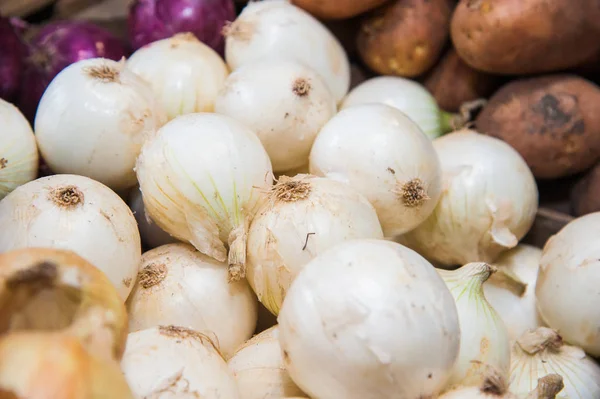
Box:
[0,332,133,398]
[228,326,305,399]
[0,248,128,361]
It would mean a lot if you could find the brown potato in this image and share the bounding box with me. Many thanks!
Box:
[451,0,600,75]
[476,75,600,179]
[424,48,502,112]
[570,163,600,216]
[291,0,388,20]
[357,0,453,77]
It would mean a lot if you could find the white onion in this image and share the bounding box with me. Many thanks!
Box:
[135,112,273,281]
[224,0,350,103]
[121,325,240,398]
[536,212,600,357]
[0,99,38,200]
[340,76,456,140]
[440,368,563,399]
[483,244,544,340]
[126,243,258,358]
[227,326,305,399]
[246,174,383,315]
[278,239,460,399]
[0,174,141,300]
[128,187,179,249]
[309,103,442,237]
[214,60,336,172]
[399,130,538,268]
[126,33,229,121]
[35,58,166,192]
[509,327,600,399]
[438,263,511,389]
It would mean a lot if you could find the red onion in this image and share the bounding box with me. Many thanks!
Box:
[128,0,235,54]
[0,17,24,103]
[17,21,128,122]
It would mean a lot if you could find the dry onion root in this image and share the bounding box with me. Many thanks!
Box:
[0,174,142,300]
[0,332,134,399]
[0,98,38,200]
[227,326,305,399]
[121,325,241,398]
[246,174,383,315]
[126,243,258,358]
[0,248,128,361]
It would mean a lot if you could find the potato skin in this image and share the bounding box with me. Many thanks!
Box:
[476,75,600,179]
[451,0,600,75]
[571,163,600,216]
[357,0,453,77]
[424,48,501,112]
[291,0,389,20]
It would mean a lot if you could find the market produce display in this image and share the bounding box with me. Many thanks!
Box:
[0,0,599,398]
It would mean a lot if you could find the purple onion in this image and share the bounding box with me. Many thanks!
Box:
[128,0,235,55]
[18,21,128,122]
[0,17,25,103]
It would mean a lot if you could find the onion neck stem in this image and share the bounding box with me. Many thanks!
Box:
[517,327,563,355]
[438,262,496,291]
[525,374,564,399]
[439,111,460,134]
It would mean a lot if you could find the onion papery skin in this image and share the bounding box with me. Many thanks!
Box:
[18,21,128,123]
[0,17,24,103]
[278,239,460,399]
[224,0,350,104]
[135,112,273,279]
[0,98,38,200]
[340,76,451,140]
[309,103,442,237]
[128,0,236,54]
[399,130,538,268]
[0,248,128,361]
[484,244,545,341]
[34,58,166,192]
[536,212,600,357]
[121,325,241,398]
[128,187,179,249]
[227,326,305,399]
[126,243,258,358]
[0,174,142,300]
[246,174,384,316]
[438,263,511,389]
[0,332,134,399]
[509,327,600,399]
[126,33,229,121]
[214,60,337,173]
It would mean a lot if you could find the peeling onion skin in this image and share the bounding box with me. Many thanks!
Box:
[536,212,600,357]
[126,243,258,359]
[484,244,545,341]
[224,0,351,104]
[278,239,460,399]
[126,33,229,121]
[121,326,241,398]
[398,130,538,268]
[509,327,600,399]
[0,248,128,361]
[215,60,337,173]
[309,103,442,237]
[135,112,273,281]
[340,76,448,140]
[0,174,142,301]
[0,332,134,399]
[128,187,179,250]
[438,263,511,390]
[34,58,167,192]
[227,326,305,399]
[0,99,38,200]
[246,174,384,316]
